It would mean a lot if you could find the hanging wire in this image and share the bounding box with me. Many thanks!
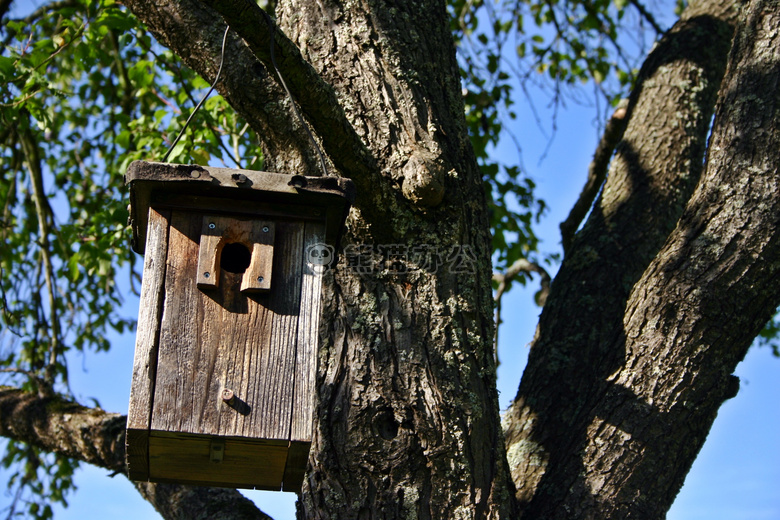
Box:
[163,25,231,163]
[261,10,329,177]
[162,14,329,177]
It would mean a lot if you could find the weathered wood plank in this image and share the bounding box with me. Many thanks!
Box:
[126,207,171,479]
[151,212,303,442]
[196,220,220,289]
[241,237,274,292]
[150,211,202,434]
[209,265,269,438]
[290,221,326,443]
[244,220,304,440]
[127,208,171,430]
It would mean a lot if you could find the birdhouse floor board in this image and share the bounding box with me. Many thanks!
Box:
[147,431,297,490]
[282,441,312,491]
[126,428,150,481]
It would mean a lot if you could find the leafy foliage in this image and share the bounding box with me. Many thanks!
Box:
[0,1,256,516]
[449,0,664,275]
[758,314,780,357]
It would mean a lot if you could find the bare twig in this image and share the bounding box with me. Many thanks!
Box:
[628,0,665,35]
[18,127,60,388]
[493,258,551,365]
[560,99,629,254]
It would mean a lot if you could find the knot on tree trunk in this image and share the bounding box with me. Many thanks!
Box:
[400,148,446,207]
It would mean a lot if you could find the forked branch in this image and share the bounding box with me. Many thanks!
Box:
[200,0,378,183]
[493,258,551,362]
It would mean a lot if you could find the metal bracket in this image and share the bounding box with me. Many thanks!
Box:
[209,439,225,463]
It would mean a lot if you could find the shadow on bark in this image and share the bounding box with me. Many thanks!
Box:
[506,8,739,516]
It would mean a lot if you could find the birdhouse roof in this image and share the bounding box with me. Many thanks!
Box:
[125,161,355,254]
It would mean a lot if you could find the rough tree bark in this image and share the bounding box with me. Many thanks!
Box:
[1,0,779,518]
[502,0,780,517]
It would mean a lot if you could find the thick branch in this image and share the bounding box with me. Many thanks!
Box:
[0,388,271,520]
[503,0,740,514]
[201,0,378,183]
[134,482,273,520]
[559,99,628,254]
[0,387,126,471]
[581,1,780,514]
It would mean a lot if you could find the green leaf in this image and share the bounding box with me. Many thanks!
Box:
[116,130,131,149]
[167,139,187,162]
[190,148,210,166]
[68,252,81,282]
[0,56,17,81]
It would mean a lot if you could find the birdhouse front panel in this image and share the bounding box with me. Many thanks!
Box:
[124,161,353,491]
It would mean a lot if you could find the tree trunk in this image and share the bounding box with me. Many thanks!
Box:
[122,0,517,518]
[502,0,780,516]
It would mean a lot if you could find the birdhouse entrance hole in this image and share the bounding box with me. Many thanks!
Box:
[221,242,251,274]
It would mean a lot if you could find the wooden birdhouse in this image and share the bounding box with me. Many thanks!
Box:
[124,160,353,491]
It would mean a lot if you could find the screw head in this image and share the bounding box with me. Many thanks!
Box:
[262,226,269,233]
[221,388,235,404]
[203,272,210,278]
[208,222,216,229]
[257,276,264,283]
